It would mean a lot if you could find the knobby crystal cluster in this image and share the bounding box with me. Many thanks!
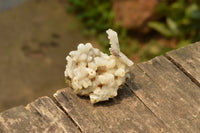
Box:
[64,29,134,103]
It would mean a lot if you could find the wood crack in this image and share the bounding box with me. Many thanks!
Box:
[131,65,170,129]
[129,86,168,128]
[52,93,82,133]
[166,55,200,88]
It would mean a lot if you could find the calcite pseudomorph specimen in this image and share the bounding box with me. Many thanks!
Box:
[64,29,134,103]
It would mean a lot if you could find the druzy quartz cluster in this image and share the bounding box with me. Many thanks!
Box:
[64,29,134,103]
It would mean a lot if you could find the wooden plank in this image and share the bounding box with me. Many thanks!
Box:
[0,96,80,133]
[166,42,200,87]
[131,56,200,132]
[54,86,170,133]
[0,106,46,133]
[26,96,80,133]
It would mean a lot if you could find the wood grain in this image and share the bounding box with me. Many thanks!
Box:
[131,56,200,133]
[26,96,80,133]
[54,86,169,133]
[166,42,200,87]
[0,96,80,133]
[0,106,44,133]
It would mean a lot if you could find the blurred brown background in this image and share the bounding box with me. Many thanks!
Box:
[0,0,88,112]
[1,0,200,112]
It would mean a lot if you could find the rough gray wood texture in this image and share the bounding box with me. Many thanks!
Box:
[54,87,169,133]
[1,43,200,132]
[0,96,80,133]
[133,56,200,133]
[166,42,200,87]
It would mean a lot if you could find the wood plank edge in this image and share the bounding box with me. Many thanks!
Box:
[166,54,200,88]
[130,64,171,130]
[131,87,169,129]
[53,90,82,132]
[26,95,82,133]
[53,87,170,132]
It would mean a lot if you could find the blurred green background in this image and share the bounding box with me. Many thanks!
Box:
[68,0,200,62]
[0,0,199,112]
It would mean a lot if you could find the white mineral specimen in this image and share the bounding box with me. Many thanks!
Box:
[64,29,134,103]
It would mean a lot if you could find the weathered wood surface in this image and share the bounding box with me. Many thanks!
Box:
[133,56,200,132]
[166,42,200,87]
[0,43,200,133]
[54,87,169,133]
[0,96,80,133]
